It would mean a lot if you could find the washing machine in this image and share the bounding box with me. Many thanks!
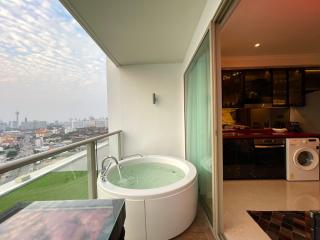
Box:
[286,138,319,181]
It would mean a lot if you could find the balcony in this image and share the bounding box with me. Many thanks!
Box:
[0,130,122,213]
[0,0,222,238]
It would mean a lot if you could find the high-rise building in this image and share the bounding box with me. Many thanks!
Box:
[15,111,19,125]
[20,120,47,130]
[0,121,7,131]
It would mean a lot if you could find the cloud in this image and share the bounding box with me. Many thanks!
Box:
[0,0,107,121]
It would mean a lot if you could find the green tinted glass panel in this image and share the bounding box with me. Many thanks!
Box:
[184,33,212,223]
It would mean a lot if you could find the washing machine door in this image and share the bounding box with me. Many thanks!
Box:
[293,147,319,171]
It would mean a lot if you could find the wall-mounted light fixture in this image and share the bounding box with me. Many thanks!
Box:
[153,93,157,104]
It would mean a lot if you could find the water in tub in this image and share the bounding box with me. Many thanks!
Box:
[116,164,122,179]
[107,162,185,189]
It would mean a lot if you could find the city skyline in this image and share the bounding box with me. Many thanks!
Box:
[0,0,107,122]
[0,112,108,124]
[0,114,108,123]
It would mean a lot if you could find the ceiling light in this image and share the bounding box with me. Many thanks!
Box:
[254,43,261,48]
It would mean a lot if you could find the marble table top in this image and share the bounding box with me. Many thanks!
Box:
[0,199,125,240]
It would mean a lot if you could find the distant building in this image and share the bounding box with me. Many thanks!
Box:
[2,130,22,137]
[65,118,108,131]
[20,120,47,130]
[35,129,49,138]
[20,121,33,130]
[15,111,19,126]
[95,118,108,128]
[0,121,7,131]
[71,119,84,129]
[10,121,19,129]
[0,131,21,148]
[64,127,75,134]
[83,119,96,128]
[35,137,44,148]
[50,128,59,135]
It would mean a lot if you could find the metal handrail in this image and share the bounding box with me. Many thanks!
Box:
[0,130,122,175]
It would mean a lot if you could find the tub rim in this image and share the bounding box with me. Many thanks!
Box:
[97,155,197,199]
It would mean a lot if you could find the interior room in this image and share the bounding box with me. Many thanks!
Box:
[220,0,320,239]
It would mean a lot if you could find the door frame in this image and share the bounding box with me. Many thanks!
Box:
[182,1,240,238]
[210,0,240,239]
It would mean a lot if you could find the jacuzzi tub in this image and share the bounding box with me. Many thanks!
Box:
[97,155,198,240]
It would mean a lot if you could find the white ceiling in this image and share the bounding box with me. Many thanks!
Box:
[60,0,207,66]
[221,0,320,57]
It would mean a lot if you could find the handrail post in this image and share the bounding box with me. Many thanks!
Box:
[87,141,97,199]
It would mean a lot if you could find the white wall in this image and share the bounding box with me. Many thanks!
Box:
[107,60,184,158]
[107,0,222,159]
[290,91,320,133]
[182,0,222,71]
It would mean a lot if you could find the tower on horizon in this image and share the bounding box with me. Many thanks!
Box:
[15,111,19,124]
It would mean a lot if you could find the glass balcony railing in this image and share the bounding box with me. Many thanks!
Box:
[0,130,122,214]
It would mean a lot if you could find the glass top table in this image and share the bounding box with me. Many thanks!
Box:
[0,199,125,240]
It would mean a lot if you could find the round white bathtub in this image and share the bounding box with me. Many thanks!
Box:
[97,155,198,240]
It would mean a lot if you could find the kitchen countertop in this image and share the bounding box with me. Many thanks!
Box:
[223,129,320,139]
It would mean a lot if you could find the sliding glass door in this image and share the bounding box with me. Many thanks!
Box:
[184,33,213,222]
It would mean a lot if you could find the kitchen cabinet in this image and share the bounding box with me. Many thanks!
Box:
[222,71,244,108]
[244,70,272,104]
[288,69,305,106]
[304,68,320,93]
[272,69,288,106]
[223,139,254,179]
[223,138,286,180]
[221,68,305,107]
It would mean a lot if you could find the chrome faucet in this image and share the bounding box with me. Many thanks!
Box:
[100,156,120,182]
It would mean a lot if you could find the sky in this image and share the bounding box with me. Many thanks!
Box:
[0,0,107,122]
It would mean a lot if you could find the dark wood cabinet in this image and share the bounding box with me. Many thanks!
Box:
[244,70,272,104]
[288,69,305,106]
[272,69,288,106]
[223,139,254,179]
[223,138,286,180]
[222,68,305,107]
[222,71,244,108]
[304,68,320,93]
